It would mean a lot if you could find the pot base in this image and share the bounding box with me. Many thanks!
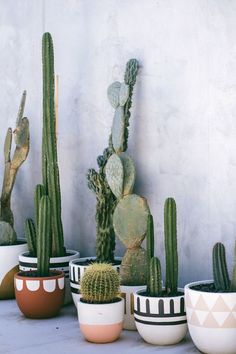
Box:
[80,322,123,343]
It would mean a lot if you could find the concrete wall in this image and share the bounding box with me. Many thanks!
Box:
[0,0,236,286]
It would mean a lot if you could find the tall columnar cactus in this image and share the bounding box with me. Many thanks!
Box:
[213,242,230,292]
[37,196,51,277]
[87,59,139,263]
[164,198,178,295]
[80,263,120,303]
[0,91,30,246]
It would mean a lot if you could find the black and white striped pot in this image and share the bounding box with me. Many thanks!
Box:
[133,289,187,345]
[69,257,121,308]
[19,249,80,305]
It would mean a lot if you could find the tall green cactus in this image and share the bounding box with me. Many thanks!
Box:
[164,198,178,295]
[37,196,51,277]
[213,242,230,292]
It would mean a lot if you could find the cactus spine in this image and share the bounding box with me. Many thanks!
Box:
[80,263,120,303]
[164,198,178,295]
[213,242,230,292]
[37,196,51,277]
[0,91,29,245]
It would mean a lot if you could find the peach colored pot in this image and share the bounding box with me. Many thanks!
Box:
[14,270,65,319]
[77,298,124,343]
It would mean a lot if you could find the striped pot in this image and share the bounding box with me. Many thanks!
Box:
[19,249,79,305]
[133,289,187,345]
[185,281,236,354]
[69,257,121,308]
[0,240,28,299]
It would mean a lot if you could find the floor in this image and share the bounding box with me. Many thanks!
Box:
[0,300,200,354]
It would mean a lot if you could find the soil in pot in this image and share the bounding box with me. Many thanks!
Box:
[190,282,236,293]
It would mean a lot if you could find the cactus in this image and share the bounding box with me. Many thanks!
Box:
[213,242,230,292]
[149,257,162,297]
[0,91,29,245]
[164,198,178,295]
[0,222,17,246]
[80,263,120,303]
[231,241,236,292]
[37,196,51,277]
[87,59,139,263]
[25,218,37,256]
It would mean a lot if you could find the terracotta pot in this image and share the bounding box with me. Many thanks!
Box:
[185,281,236,354]
[19,249,79,304]
[69,256,121,308]
[14,270,65,318]
[0,240,28,299]
[134,289,187,345]
[78,298,124,343]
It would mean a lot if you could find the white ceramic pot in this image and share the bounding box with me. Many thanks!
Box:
[120,284,146,330]
[69,256,121,308]
[133,289,187,345]
[0,240,28,299]
[185,281,236,354]
[19,249,79,305]
[78,298,124,343]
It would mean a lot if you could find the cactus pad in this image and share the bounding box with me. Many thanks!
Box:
[105,153,124,199]
[0,221,17,246]
[119,83,129,106]
[120,247,147,285]
[120,153,135,195]
[113,194,149,248]
[107,81,121,109]
[111,106,125,153]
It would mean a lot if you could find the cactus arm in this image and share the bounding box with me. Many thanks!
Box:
[230,241,236,292]
[149,257,162,297]
[34,184,46,231]
[16,90,26,126]
[37,196,51,277]
[213,242,230,292]
[25,218,37,256]
[146,214,154,294]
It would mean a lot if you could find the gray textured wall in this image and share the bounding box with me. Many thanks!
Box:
[0,0,236,286]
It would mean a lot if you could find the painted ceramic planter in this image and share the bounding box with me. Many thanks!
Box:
[185,281,236,354]
[120,284,146,330]
[133,289,187,345]
[69,256,121,308]
[19,249,79,304]
[78,298,124,343]
[0,240,28,299]
[15,270,65,318]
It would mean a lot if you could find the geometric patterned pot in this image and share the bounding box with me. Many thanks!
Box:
[134,289,187,345]
[185,281,236,354]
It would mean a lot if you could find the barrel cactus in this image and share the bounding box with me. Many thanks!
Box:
[87,59,139,263]
[80,263,120,303]
[25,32,65,258]
[0,91,30,246]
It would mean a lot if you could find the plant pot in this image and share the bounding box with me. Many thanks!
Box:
[0,240,28,300]
[14,270,65,318]
[185,280,236,354]
[19,249,79,305]
[120,284,146,330]
[69,256,121,308]
[133,289,187,345]
[77,298,124,343]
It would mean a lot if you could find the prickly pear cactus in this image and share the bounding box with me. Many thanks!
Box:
[120,154,135,196]
[0,221,17,246]
[105,153,124,199]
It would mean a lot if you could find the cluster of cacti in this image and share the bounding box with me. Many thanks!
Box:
[213,241,236,292]
[87,59,139,264]
[25,33,65,270]
[0,91,30,245]
[146,198,179,297]
[80,263,120,303]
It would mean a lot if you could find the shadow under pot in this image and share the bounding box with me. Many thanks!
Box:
[14,270,65,319]
[78,297,124,343]
[133,289,187,345]
[185,281,236,354]
[69,257,121,308]
[19,249,79,305]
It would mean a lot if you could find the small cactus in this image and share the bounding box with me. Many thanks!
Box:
[213,242,230,292]
[149,257,162,297]
[80,263,120,303]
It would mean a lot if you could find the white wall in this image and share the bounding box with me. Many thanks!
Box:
[0,0,236,286]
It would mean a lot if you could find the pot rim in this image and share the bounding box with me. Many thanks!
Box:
[78,297,124,307]
[134,287,184,300]
[0,239,27,248]
[15,269,64,280]
[69,256,122,266]
[185,280,236,295]
[19,249,79,260]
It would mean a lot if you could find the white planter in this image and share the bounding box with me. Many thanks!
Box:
[120,284,146,330]
[185,281,236,354]
[77,298,124,343]
[19,249,79,305]
[0,240,28,299]
[133,289,187,345]
[69,256,121,308]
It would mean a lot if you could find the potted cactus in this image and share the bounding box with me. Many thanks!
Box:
[15,195,65,318]
[133,198,187,345]
[70,59,139,310]
[77,263,124,343]
[0,91,29,299]
[185,241,236,354]
[18,33,79,305]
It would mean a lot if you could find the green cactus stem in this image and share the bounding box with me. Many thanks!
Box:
[149,257,162,297]
[24,218,37,256]
[213,242,230,292]
[146,214,154,293]
[231,241,236,292]
[34,184,46,230]
[37,196,51,277]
